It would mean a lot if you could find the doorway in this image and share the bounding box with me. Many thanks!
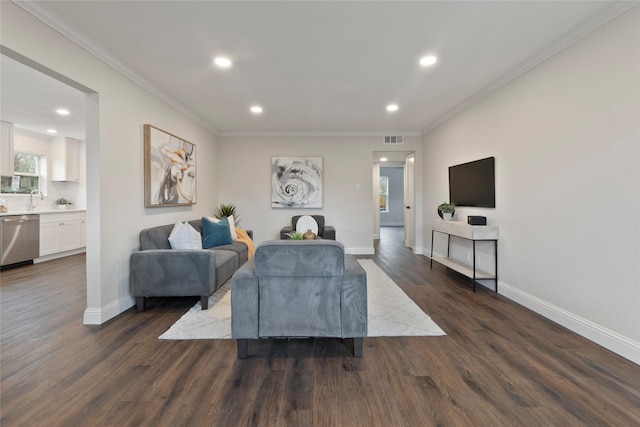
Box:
[1,47,98,319]
[372,151,415,253]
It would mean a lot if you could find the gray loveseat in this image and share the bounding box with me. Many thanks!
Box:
[130,219,252,312]
[231,240,367,358]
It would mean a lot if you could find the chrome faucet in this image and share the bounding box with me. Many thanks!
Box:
[29,189,43,211]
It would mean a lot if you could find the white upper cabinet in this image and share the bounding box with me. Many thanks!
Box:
[0,121,15,176]
[50,137,80,182]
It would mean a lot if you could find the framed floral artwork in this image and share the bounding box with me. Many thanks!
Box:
[271,156,323,208]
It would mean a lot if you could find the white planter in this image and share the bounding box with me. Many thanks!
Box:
[57,204,67,210]
[442,212,453,221]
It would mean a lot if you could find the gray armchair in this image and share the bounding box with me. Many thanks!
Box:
[279,215,336,240]
[231,240,367,358]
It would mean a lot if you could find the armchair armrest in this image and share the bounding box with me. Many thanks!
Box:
[340,255,367,338]
[280,226,294,239]
[231,259,259,339]
[323,226,336,240]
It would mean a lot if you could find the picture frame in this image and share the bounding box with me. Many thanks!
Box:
[271,156,323,209]
[144,124,197,207]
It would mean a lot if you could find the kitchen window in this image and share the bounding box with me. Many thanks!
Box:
[1,152,42,194]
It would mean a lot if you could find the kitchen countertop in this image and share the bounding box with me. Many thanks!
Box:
[0,209,86,217]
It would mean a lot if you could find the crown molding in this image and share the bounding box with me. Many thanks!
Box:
[219,130,423,138]
[13,126,54,140]
[13,0,220,136]
[422,1,639,135]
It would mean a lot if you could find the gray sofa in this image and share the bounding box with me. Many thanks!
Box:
[130,219,252,312]
[231,240,367,358]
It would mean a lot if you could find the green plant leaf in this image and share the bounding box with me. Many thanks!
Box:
[286,231,303,240]
[214,203,241,225]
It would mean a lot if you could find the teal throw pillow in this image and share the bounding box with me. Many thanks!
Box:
[202,216,233,248]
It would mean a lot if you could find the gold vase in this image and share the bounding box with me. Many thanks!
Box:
[303,229,317,240]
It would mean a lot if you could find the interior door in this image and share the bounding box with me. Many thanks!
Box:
[404,154,415,250]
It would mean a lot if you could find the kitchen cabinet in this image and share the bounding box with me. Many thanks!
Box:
[50,137,80,182]
[39,212,85,257]
[80,211,87,247]
[1,121,14,176]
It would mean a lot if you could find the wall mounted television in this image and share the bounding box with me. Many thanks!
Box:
[449,157,495,208]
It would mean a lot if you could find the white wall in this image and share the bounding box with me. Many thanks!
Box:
[217,135,422,254]
[422,8,640,363]
[1,2,220,323]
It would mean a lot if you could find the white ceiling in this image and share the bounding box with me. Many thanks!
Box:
[2,1,631,138]
[1,54,86,140]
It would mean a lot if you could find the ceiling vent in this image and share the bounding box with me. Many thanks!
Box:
[383,135,404,145]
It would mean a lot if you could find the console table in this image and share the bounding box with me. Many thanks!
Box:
[430,220,498,292]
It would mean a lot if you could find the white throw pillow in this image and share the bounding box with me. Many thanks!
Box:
[168,220,202,250]
[227,215,238,240]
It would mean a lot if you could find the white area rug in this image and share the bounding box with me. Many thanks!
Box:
[159,259,445,340]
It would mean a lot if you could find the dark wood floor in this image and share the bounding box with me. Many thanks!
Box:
[1,228,639,426]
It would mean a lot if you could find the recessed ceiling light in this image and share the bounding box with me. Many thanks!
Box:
[250,106,263,114]
[380,157,388,162]
[386,104,399,112]
[214,56,232,68]
[56,109,70,115]
[419,55,437,66]
[47,129,57,134]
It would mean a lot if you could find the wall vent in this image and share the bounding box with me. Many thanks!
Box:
[383,135,404,145]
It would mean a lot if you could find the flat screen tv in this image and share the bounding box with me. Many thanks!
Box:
[449,157,495,208]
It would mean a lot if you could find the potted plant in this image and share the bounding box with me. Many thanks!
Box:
[56,198,70,210]
[438,202,455,221]
[213,203,241,225]
[286,231,304,240]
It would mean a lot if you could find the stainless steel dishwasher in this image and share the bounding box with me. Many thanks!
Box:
[1,214,40,269]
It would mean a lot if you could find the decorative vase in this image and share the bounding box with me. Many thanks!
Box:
[57,204,67,210]
[303,229,317,240]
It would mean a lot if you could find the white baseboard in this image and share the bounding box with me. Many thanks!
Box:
[35,247,85,263]
[83,295,135,325]
[500,282,640,365]
[346,247,375,255]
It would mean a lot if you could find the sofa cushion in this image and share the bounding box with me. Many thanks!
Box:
[214,241,250,266]
[202,216,233,249]
[168,220,202,250]
[214,249,239,286]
